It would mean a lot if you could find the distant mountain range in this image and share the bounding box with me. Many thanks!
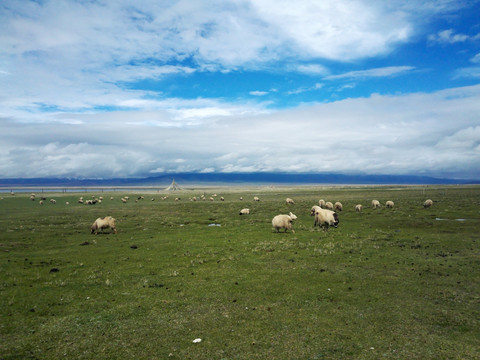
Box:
[0,172,477,188]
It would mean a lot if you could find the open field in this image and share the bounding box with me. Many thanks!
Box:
[1,185,479,359]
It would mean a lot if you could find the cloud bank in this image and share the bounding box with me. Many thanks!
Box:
[1,85,479,180]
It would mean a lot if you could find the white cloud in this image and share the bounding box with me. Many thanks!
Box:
[470,53,480,63]
[428,29,469,44]
[249,91,269,96]
[324,66,415,80]
[295,64,330,75]
[453,67,480,79]
[1,85,479,179]
[287,83,323,95]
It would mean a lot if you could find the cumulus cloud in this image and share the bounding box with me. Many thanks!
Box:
[1,85,479,179]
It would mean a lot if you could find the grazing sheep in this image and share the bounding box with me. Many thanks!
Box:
[313,208,339,230]
[209,197,214,201]
[91,216,117,235]
[85,199,97,205]
[39,200,44,205]
[318,199,326,208]
[334,202,343,211]
[423,199,433,208]
[239,197,243,201]
[385,201,394,208]
[49,199,56,204]
[355,204,363,212]
[272,212,297,233]
[121,198,127,203]
[239,208,250,215]
[286,198,295,205]
[325,201,334,210]
[30,194,36,201]
[65,202,69,205]
[254,196,260,202]
[310,205,322,216]
[371,200,381,209]
[220,197,225,201]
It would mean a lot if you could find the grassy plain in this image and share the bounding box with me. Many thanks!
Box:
[0,185,479,359]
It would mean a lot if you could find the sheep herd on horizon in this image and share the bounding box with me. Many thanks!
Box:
[20,192,434,235]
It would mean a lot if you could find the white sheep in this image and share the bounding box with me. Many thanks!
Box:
[239,208,250,215]
[272,212,297,233]
[314,208,339,230]
[385,200,394,208]
[325,201,334,210]
[371,200,381,209]
[355,204,363,212]
[286,198,295,205]
[91,216,117,235]
[239,197,243,201]
[423,199,433,208]
[220,197,225,201]
[121,198,127,203]
[254,196,260,202]
[50,199,56,204]
[39,200,44,205]
[318,199,326,208]
[334,202,343,211]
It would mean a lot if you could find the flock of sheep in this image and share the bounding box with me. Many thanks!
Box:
[24,192,434,235]
[269,197,434,234]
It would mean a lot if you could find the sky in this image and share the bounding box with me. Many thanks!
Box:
[1,0,480,181]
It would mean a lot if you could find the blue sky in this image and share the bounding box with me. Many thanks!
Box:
[1,0,480,180]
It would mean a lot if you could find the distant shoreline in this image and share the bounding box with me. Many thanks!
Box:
[1,183,478,194]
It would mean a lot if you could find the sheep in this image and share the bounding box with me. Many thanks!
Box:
[385,200,394,208]
[310,205,322,216]
[91,216,117,235]
[30,194,36,201]
[220,197,225,201]
[286,198,295,205]
[254,196,260,202]
[271,212,297,233]
[239,197,243,201]
[318,199,326,208]
[325,201,334,210]
[334,202,343,211]
[371,200,381,209]
[49,199,56,204]
[355,204,363,212]
[423,199,433,208]
[121,198,127,203]
[39,200,44,205]
[239,208,250,215]
[65,202,69,205]
[313,208,339,230]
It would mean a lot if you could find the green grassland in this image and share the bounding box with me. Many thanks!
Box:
[1,185,479,359]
